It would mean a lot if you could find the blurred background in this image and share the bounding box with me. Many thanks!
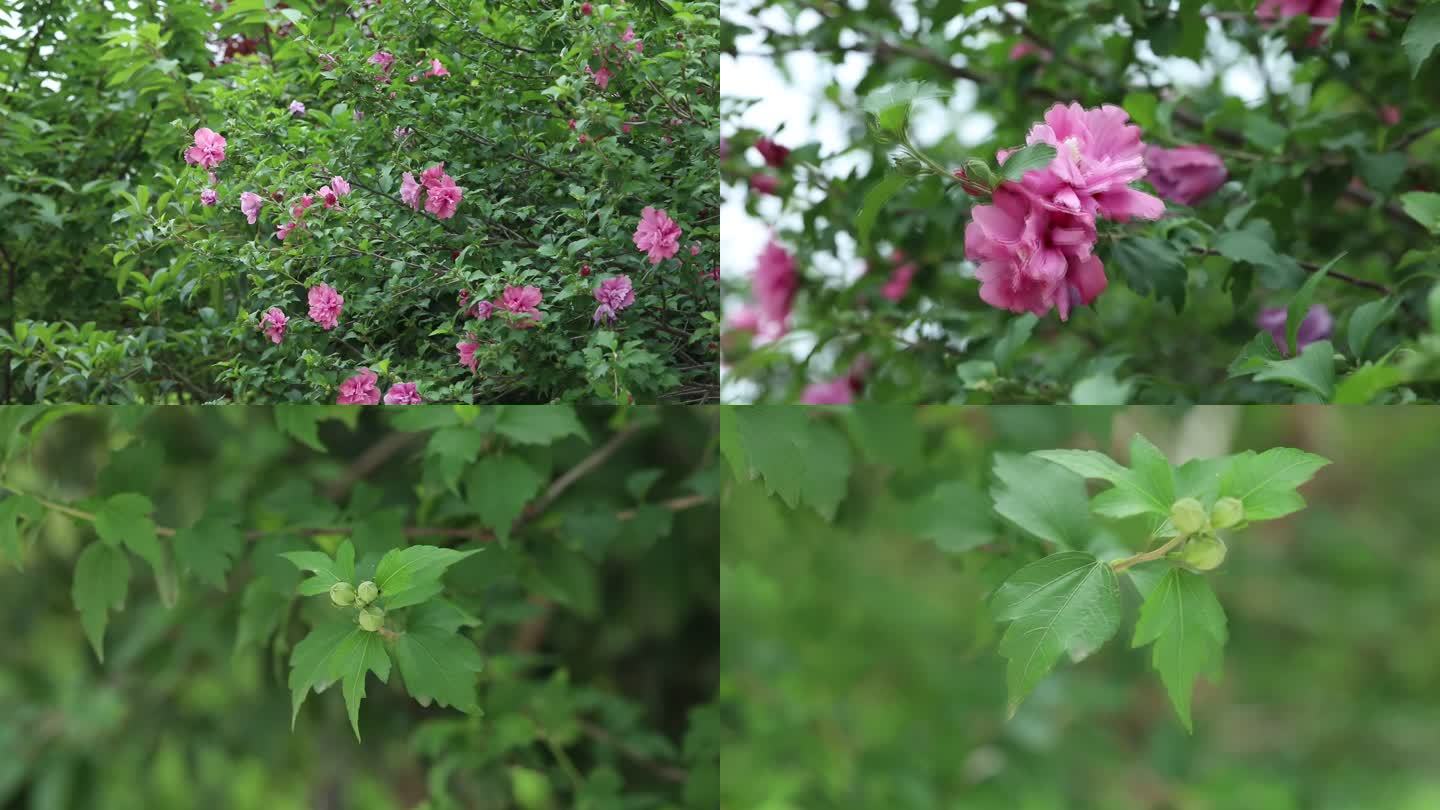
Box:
[721,406,1440,809]
[0,406,719,810]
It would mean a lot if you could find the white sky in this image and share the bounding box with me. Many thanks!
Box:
[720,2,1296,401]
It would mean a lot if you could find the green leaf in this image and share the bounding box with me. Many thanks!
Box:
[905,480,994,553]
[724,408,852,520]
[1334,362,1409,404]
[1347,298,1395,359]
[493,405,588,445]
[1402,3,1440,78]
[465,455,545,541]
[373,545,480,609]
[1132,568,1227,731]
[338,628,392,740]
[1213,230,1278,267]
[1228,330,1284,378]
[998,143,1058,181]
[1285,254,1343,356]
[1070,373,1133,405]
[172,513,244,588]
[395,628,484,713]
[281,540,356,596]
[993,314,1038,372]
[72,542,131,662]
[990,454,1092,548]
[0,495,43,567]
[991,552,1122,712]
[1399,191,1440,232]
[860,81,940,131]
[856,173,909,254]
[287,620,357,728]
[1035,434,1175,520]
[1108,236,1187,311]
[1218,447,1331,522]
[93,493,162,570]
[1253,340,1337,400]
[274,406,329,451]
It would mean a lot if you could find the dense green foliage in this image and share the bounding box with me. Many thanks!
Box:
[0,404,718,808]
[722,1,1440,403]
[2,0,719,403]
[721,406,1440,807]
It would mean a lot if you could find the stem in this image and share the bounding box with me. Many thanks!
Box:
[1110,534,1186,573]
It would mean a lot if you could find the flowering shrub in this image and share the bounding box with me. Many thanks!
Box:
[722,1,1440,403]
[6,0,718,403]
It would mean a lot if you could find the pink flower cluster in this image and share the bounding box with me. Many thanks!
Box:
[400,163,464,219]
[964,103,1164,320]
[269,175,351,240]
[457,285,547,337]
[727,240,796,343]
[632,207,682,264]
[336,368,424,405]
[592,275,635,324]
[585,22,642,90]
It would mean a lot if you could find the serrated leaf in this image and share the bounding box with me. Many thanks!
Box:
[465,455,544,541]
[395,628,484,712]
[860,80,940,131]
[990,454,1092,548]
[281,540,356,596]
[493,405,588,445]
[288,620,358,727]
[93,493,162,570]
[1402,3,1440,78]
[1132,568,1227,731]
[1032,434,1174,521]
[1218,447,1329,522]
[72,543,131,662]
[999,143,1058,181]
[991,552,1122,711]
[1253,340,1336,399]
[172,513,245,588]
[338,628,391,740]
[724,408,852,520]
[373,545,480,609]
[274,406,329,451]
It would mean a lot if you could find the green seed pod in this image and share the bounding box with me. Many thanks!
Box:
[329,581,357,607]
[1210,497,1245,529]
[358,605,385,632]
[1178,534,1227,572]
[1170,497,1208,535]
[356,580,379,606]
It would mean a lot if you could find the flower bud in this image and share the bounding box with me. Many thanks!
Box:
[1169,497,1208,535]
[1210,497,1245,530]
[356,580,379,605]
[358,605,385,632]
[1177,534,1227,571]
[329,581,356,606]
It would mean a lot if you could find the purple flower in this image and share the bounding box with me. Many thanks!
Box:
[289,100,306,117]
[1258,304,1333,356]
[1145,145,1228,206]
[592,275,636,324]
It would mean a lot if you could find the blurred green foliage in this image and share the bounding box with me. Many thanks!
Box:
[721,405,1440,809]
[0,404,718,809]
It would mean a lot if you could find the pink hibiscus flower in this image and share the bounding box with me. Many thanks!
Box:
[457,336,480,373]
[1009,102,1164,222]
[308,283,344,330]
[593,66,613,89]
[184,127,227,168]
[260,307,288,344]
[240,191,263,224]
[383,382,424,404]
[276,221,300,241]
[425,58,449,77]
[200,188,218,206]
[470,300,494,320]
[800,378,857,405]
[292,194,315,219]
[330,175,352,196]
[964,183,1106,321]
[500,285,544,328]
[592,275,636,324]
[400,172,422,209]
[880,251,918,302]
[420,163,449,189]
[336,368,381,405]
[425,182,463,219]
[754,137,790,168]
[318,185,339,209]
[749,173,780,196]
[632,206,682,264]
[370,51,394,72]
[1256,0,1342,19]
[1144,145,1228,206]
[753,240,797,336]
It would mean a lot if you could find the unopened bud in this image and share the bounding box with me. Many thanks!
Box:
[954,159,996,197]
[329,582,356,607]
[356,580,379,606]
[1210,497,1245,530]
[1170,497,1207,535]
[1177,534,1227,571]
[358,605,385,632]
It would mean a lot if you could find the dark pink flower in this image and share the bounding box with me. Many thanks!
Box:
[470,300,494,320]
[581,1,592,13]
[383,382,424,404]
[881,251,918,302]
[1145,145,1227,206]
[633,206,682,264]
[1380,105,1401,126]
[308,283,344,330]
[260,307,288,344]
[621,25,637,43]
[318,185,339,209]
[400,172,422,209]
[964,184,1105,320]
[1256,0,1342,19]
[425,58,449,77]
[457,336,480,373]
[292,194,315,219]
[749,173,780,196]
[420,163,448,189]
[592,275,636,324]
[1010,102,1164,222]
[336,368,381,404]
[370,51,394,72]
[240,191,263,224]
[754,240,797,335]
[593,66,613,89]
[500,285,544,328]
[1258,304,1333,356]
[1009,41,1051,61]
[689,242,701,257]
[200,188,218,206]
[184,127,227,168]
[754,137,790,168]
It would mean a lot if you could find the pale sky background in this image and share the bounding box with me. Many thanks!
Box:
[720,1,1297,401]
